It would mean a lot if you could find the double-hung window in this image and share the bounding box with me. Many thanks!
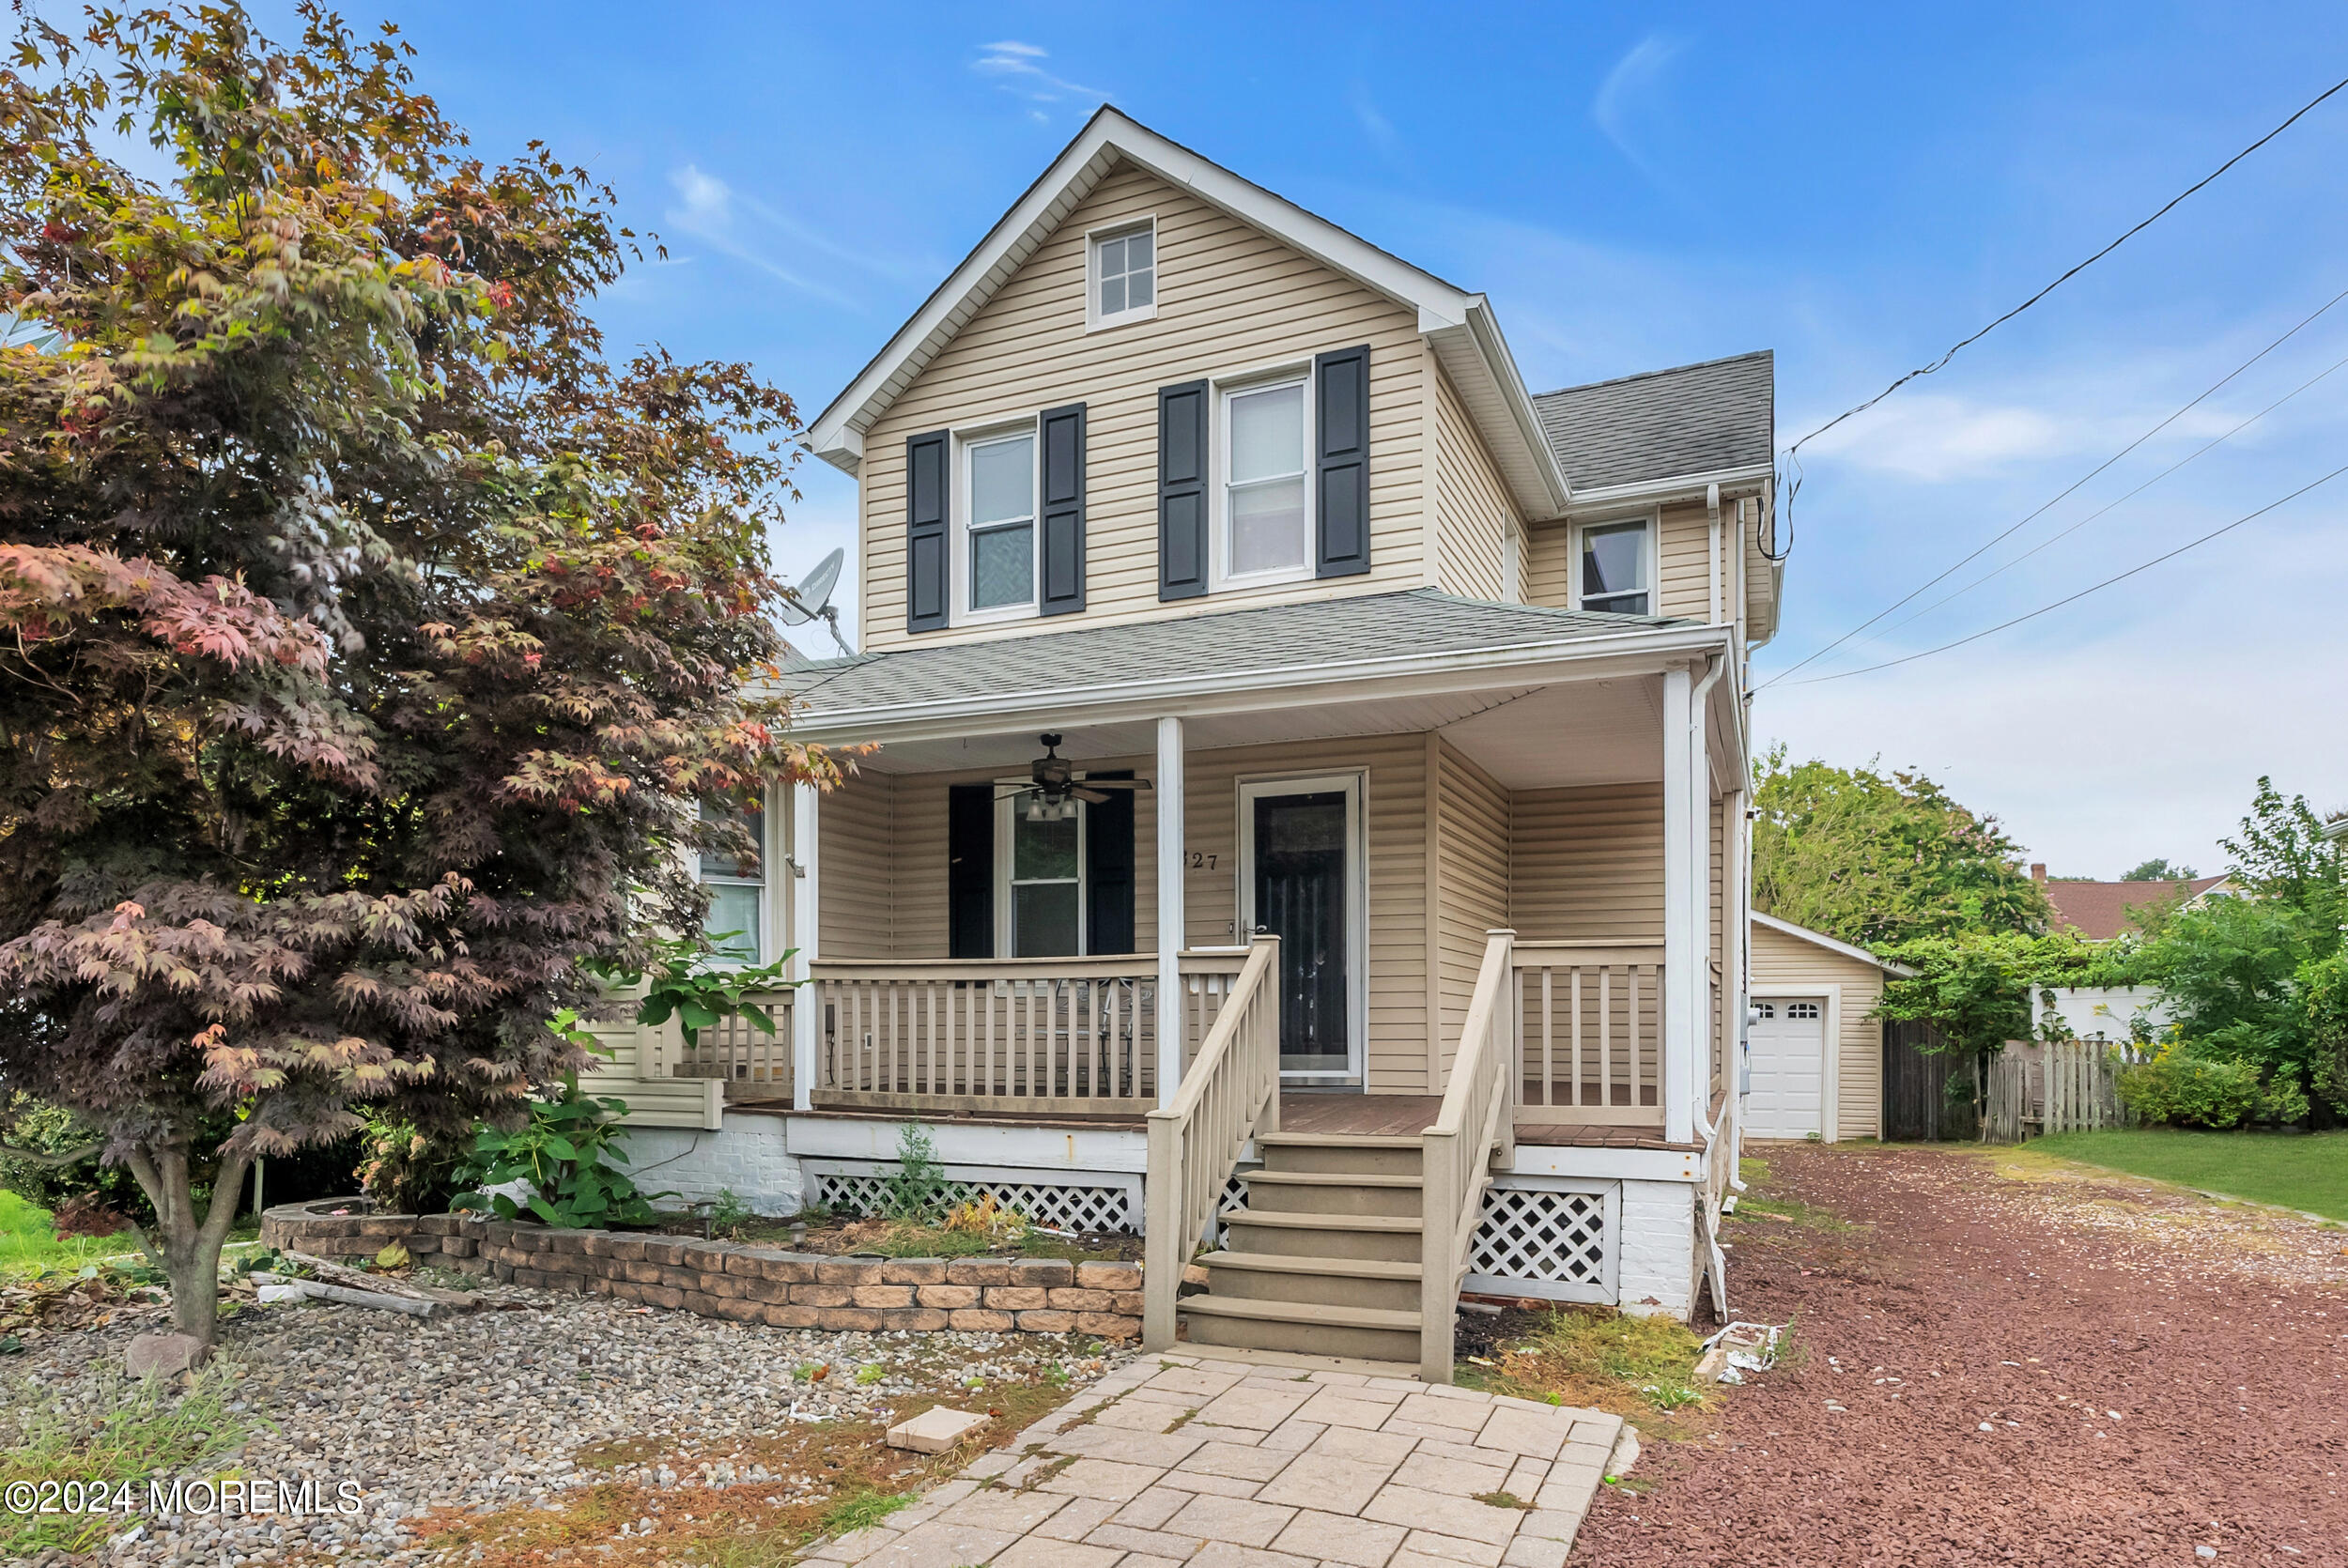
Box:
[1089,221,1155,328]
[1576,518,1652,615]
[964,426,1037,615]
[1223,378,1310,579]
[1001,797,1085,957]
[698,796,765,963]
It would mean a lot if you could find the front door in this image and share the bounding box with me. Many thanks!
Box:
[1242,782,1359,1084]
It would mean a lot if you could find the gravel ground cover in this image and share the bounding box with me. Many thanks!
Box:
[1568,1144,2348,1566]
[1,1284,1120,1568]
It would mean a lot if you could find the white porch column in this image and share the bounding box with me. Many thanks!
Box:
[1154,715,1186,1109]
[1661,667,1696,1145]
[790,780,820,1112]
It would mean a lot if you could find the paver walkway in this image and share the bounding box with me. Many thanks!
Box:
[802,1353,1624,1568]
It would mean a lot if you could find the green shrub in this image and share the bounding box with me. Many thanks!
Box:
[2117,1042,2262,1129]
[355,1114,469,1215]
[451,1073,673,1228]
[2259,1075,2311,1127]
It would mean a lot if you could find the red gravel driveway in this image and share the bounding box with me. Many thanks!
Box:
[1569,1145,2348,1566]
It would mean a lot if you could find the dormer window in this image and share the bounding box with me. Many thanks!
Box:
[1089,220,1156,329]
[1575,518,1653,616]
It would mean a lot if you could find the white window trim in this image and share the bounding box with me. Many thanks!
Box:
[696,785,779,966]
[1085,215,1159,332]
[994,787,1089,960]
[953,417,1043,626]
[1211,361,1317,593]
[1569,512,1660,617]
[1235,770,1367,1086]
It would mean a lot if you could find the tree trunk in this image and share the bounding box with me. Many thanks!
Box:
[127,1141,255,1346]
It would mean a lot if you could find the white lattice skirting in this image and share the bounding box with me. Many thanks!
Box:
[805,1160,1142,1234]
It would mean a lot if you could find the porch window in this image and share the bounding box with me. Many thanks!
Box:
[1577,519,1651,615]
[965,428,1037,612]
[1224,379,1309,577]
[1006,801,1085,957]
[698,796,765,963]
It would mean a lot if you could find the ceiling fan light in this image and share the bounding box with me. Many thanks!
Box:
[1025,794,1044,822]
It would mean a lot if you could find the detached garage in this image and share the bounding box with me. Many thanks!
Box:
[1746,913,1911,1142]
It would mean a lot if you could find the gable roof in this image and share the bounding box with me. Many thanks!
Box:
[1533,351,1775,495]
[778,587,1710,724]
[1751,912,1915,976]
[2042,875,2232,942]
[806,108,1570,519]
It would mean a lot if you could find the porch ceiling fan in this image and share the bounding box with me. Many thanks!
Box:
[999,733,1151,820]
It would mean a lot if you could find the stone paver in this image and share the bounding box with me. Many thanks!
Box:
[802,1353,1616,1568]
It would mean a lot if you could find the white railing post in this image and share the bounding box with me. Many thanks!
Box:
[1492,929,1517,1169]
[1661,666,1696,1145]
[1143,1110,1181,1349]
[790,781,820,1112]
[1155,715,1186,1109]
[1419,1126,1458,1383]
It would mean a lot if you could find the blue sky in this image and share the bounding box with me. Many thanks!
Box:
[254,2,2348,876]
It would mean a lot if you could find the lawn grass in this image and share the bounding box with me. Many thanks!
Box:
[2030,1128,2348,1221]
[0,1360,254,1556]
[1466,1303,1713,1431]
[0,1191,145,1277]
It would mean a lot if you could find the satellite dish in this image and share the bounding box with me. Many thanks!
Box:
[778,547,853,655]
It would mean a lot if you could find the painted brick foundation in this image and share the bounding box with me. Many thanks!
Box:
[1614,1178,1698,1318]
[257,1201,1141,1340]
[621,1112,803,1216]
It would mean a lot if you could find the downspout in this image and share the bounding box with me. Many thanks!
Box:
[1687,652,1726,1142]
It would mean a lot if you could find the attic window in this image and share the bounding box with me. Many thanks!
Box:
[1089,221,1156,329]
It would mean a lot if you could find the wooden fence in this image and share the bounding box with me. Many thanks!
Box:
[1981,1039,2134,1143]
[1881,1020,1976,1142]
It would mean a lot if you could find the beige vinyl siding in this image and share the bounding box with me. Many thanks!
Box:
[818,770,897,959]
[1523,519,1571,610]
[1431,367,1517,603]
[1431,740,1510,1083]
[1657,501,1716,623]
[859,161,1429,649]
[1507,782,1665,942]
[1750,921,1886,1140]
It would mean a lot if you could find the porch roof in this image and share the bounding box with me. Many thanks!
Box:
[780,589,1698,723]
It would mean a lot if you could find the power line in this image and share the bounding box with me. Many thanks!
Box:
[1760,281,2348,688]
[1771,70,2348,563]
[1784,71,2348,462]
[1868,346,2348,641]
[1774,460,2348,688]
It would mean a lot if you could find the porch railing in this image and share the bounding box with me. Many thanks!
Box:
[1144,934,1282,1349]
[1509,942,1665,1125]
[808,950,1251,1116]
[669,991,796,1099]
[1420,929,1518,1382]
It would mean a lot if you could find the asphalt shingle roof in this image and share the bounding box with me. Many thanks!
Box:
[1533,351,1775,492]
[780,589,1687,716]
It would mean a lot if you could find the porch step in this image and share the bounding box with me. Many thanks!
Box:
[1179,1292,1423,1364]
[1238,1169,1423,1218]
[1253,1131,1424,1176]
[1197,1250,1423,1313]
[1219,1208,1424,1263]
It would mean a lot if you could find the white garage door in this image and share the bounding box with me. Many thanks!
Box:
[1747,998,1827,1139]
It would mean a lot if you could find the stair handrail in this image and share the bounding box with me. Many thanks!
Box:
[1142,933,1282,1350]
[1420,928,1517,1382]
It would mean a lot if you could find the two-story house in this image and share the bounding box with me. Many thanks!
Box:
[594,109,1779,1377]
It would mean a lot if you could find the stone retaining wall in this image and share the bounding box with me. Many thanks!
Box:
[257,1201,1142,1340]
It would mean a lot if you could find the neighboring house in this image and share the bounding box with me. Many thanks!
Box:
[2031,862,2232,942]
[1747,913,1911,1143]
[2027,863,2229,1042]
[587,110,1776,1369]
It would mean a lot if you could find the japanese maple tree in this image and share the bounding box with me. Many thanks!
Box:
[0,5,841,1345]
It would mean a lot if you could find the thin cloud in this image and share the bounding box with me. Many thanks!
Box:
[1592,34,1688,192]
[663,164,869,307]
[1350,83,1403,161]
[972,40,1111,106]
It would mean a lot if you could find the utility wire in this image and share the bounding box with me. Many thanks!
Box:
[1760,281,2348,688]
[1771,71,2348,561]
[1868,346,2348,640]
[1775,460,2348,688]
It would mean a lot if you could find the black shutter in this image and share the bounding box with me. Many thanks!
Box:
[1084,774,1136,956]
[1158,379,1210,600]
[1039,403,1087,616]
[1314,345,1371,577]
[905,430,950,634]
[948,784,995,958]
